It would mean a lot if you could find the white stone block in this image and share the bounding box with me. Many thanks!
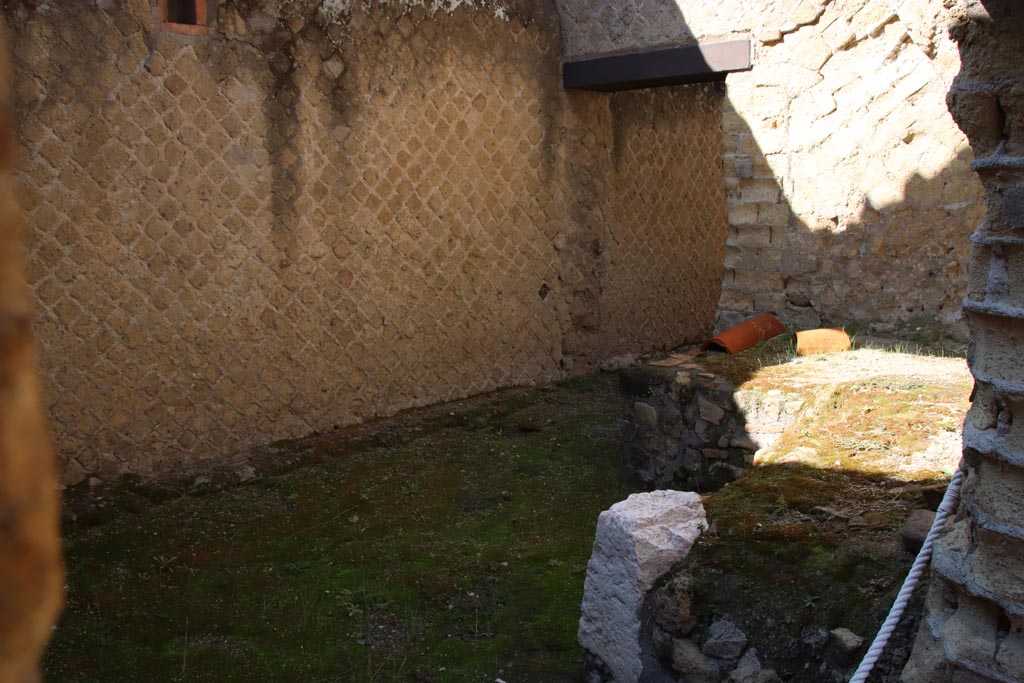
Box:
[578,490,707,682]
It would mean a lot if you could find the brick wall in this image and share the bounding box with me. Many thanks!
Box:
[7,0,728,484]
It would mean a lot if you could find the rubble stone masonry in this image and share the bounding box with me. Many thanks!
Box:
[901,2,1024,680]
[558,0,985,338]
[6,0,728,484]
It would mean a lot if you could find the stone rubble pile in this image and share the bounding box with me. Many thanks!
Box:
[649,581,872,683]
[649,579,782,683]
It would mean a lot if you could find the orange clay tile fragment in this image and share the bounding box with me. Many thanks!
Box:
[795,328,851,356]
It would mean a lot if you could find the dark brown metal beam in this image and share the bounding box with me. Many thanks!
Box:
[562,39,751,92]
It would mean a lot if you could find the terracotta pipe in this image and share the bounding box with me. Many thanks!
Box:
[705,313,786,354]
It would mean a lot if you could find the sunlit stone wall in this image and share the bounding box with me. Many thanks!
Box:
[558,0,984,339]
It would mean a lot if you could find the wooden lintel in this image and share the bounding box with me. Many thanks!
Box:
[563,39,752,92]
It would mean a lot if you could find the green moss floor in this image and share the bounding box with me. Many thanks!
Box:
[46,374,634,683]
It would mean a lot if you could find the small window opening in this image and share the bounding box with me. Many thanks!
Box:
[159,0,208,35]
[166,0,198,25]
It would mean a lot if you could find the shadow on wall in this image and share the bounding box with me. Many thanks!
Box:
[558,0,980,342]
[561,4,981,681]
[710,16,982,341]
[718,137,977,339]
[556,79,730,368]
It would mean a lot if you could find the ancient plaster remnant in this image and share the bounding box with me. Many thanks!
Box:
[7,0,728,485]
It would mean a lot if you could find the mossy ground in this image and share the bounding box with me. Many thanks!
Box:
[46,338,973,683]
[46,374,635,683]
[684,336,971,680]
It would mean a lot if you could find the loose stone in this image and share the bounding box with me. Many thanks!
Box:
[634,401,658,428]
[901,509,936,554]
[672,638,721,683]
[702,618,749,659]
[829,627,865,654]
[699,397,727,424]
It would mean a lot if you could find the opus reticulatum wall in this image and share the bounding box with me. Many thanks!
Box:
[7,0,728,484]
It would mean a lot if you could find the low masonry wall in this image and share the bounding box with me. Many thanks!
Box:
[618,359,804,492]
[620,364,752,492]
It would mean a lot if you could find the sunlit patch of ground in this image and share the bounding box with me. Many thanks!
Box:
[684,336,971,681]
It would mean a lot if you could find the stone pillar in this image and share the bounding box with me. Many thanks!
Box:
[0,17,63,683]
[902,2,1024,681]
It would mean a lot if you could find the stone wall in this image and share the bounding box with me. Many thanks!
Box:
[557,0,984,339]
[0,16,62,681]
[902,2,1024,680]
[618,357,806,493]
[619,363,757,492]
[559,83,727,369]
[7,0,728,485]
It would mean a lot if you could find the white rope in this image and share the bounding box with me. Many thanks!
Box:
[849,466,965,683]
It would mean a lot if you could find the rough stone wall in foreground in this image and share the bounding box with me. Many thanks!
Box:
[557,0,984,339]
[0,16,62,681]
[901,2,1024,681]
[8,0,728,484]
